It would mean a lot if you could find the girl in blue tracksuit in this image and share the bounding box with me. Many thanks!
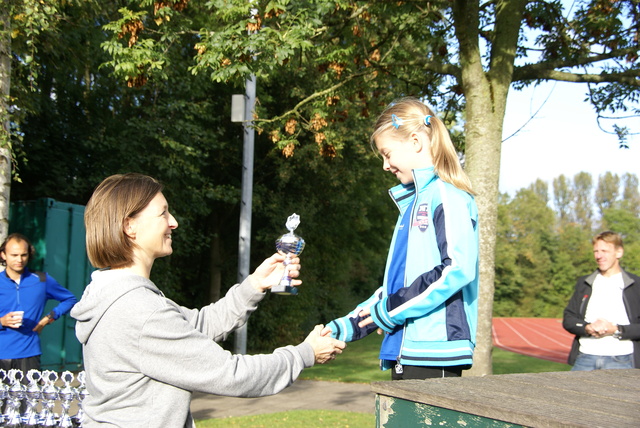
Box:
[322,97,479,379]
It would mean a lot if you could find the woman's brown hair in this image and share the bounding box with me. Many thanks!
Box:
[85,173,163,268]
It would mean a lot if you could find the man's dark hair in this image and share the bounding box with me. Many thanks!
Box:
[0,233,36,266]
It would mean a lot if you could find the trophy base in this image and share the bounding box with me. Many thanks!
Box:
[271,285,298,295]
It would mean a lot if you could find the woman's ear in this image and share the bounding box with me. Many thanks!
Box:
[123,217,137,239]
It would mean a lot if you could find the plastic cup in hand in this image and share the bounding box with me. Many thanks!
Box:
[10,311,24,328]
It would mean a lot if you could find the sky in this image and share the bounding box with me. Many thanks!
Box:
[499,81,639,196]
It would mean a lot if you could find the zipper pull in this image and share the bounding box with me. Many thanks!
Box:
[394,358,403,374]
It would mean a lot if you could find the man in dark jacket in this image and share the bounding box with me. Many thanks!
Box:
[563,231,640,370]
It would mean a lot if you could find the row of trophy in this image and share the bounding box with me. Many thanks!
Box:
[0,369,87,428]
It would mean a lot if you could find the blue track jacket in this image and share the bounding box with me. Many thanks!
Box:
[0,267,78,359]
[326,167,479,369]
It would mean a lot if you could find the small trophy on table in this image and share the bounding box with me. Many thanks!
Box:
[272,213,305,295]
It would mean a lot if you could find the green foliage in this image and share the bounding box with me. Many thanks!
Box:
[494,186,556,317]
[7,0,63,83]
[595,172,620,216]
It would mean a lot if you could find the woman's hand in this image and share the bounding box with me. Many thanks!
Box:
[320,325,333,337]
[249,253,301,292]
[305,325,346,364]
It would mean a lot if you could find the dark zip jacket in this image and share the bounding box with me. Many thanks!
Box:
[562,269,640,368]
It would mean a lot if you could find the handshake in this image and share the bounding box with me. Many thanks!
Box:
[304,325,346,364]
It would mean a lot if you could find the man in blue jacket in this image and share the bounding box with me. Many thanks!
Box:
[0,233,78,374]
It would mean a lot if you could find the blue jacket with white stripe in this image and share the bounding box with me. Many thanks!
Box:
[326,167,479,369]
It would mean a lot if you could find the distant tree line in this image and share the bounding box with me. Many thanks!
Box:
[494,171,640,318]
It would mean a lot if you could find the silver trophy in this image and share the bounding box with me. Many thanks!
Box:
[4,369,25,428]
[272,213,305,295]
[0,369,7,426]
[23,369,42,428]
[58,371,76,428]
[39,370,59,427]
[73,371,88,427]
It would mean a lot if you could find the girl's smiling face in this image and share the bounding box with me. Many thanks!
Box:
[375,131,433,185]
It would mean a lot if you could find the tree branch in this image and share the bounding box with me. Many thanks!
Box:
[514,68,640,86]
[382,59,460,80]
[514,46,640,79]
[253,70,374,124]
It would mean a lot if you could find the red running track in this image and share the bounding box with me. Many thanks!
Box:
[492,318,573,364]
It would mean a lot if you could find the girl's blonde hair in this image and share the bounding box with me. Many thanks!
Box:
[371,97,474,195]
[85,173,164,269]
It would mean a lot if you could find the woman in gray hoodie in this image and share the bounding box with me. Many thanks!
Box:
[71,173,345,427]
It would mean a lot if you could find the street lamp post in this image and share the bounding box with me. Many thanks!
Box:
[231,73,256,355]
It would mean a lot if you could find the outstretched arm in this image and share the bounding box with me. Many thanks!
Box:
[183,253,301,342]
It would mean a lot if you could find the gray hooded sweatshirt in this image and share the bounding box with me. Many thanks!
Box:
[71,269,314,427]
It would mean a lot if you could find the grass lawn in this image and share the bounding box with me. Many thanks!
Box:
[492,346,570,374]
[195,410,373,428]
[299,332,389,383]
[301,333,570,382]
[195,333,571,427]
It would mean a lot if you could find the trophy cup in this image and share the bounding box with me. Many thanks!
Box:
[0,369,8,426]
[23,369,42,428]
[58,371,75,428]
[4,369,25,428]
[272,213,305,295]
[73,371,88,427]
[38,370,59,427]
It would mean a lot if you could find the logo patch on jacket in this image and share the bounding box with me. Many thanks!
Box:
[413,204,429,232]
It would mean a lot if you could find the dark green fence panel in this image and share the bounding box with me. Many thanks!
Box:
[9,198,93,371]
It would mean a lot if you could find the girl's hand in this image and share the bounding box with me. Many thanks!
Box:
[357,308,373,328]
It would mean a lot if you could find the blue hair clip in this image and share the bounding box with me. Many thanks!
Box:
[424,115,432,126]
[391,114,403,129]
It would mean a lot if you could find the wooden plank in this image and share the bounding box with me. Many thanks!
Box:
[377,395,523,428]
[371,370,640,428]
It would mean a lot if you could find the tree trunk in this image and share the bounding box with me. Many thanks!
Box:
[0,8,12,242]
[452,0,526,376]
[464,97,505,377]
